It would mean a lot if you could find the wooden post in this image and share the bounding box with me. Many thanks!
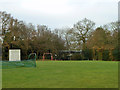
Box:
[43,55,45,61]
[51,55,53,61]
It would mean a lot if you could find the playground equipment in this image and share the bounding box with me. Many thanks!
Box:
[1,53,36,69]
[43,53,53,61]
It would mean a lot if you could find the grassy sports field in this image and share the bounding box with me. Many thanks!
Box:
[2,61,118,88]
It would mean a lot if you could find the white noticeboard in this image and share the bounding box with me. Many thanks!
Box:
[9,49,21,61]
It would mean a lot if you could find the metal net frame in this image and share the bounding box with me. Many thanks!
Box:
[0,53,36,69]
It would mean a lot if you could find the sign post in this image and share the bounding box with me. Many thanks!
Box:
[9,49,21,61]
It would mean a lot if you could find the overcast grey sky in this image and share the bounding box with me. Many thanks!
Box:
[0,0,119,30]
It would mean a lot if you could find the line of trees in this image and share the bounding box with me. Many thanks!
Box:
[0,11,119,60]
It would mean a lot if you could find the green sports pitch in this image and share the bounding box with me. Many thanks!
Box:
[2,61,118,88]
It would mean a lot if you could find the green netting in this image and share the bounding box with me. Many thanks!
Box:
[0,53,36,69]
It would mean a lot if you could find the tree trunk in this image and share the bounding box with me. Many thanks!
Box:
[92,48,95,60]
[109,49,113,61]
[82,39,86,50]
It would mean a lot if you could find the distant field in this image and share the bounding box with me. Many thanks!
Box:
[2,61,118,88]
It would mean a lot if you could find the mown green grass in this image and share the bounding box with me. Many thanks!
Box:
[2,61,118,88]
